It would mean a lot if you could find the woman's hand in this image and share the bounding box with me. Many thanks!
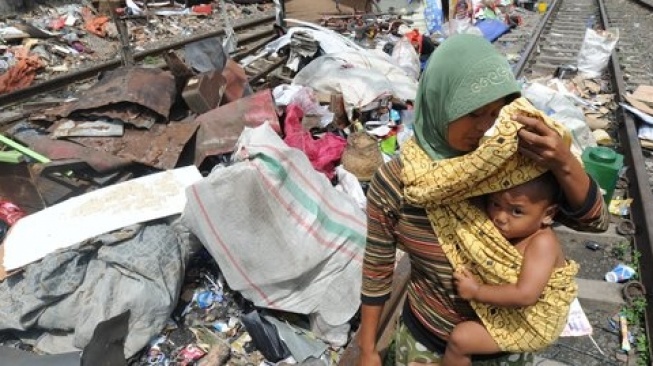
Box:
[453,267,480,301]
[514,113,592,209]
[513,114,573,173]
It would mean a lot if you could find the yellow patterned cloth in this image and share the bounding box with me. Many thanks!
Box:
[400,97,579,352]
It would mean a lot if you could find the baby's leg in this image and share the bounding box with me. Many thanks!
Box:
[442,321,501,366]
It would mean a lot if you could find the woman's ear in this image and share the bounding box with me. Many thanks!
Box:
[542,204,558,226]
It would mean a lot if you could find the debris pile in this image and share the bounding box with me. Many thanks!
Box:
[2,1,646,365]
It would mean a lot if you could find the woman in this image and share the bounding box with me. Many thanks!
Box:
[357,34,609,366]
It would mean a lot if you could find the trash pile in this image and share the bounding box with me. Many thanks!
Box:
[0,0,274,93]
[1,0,645,365]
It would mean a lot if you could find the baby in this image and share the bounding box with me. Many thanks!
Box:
[443,172,570,366]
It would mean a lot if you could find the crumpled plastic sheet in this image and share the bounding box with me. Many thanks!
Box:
[264,23,364,56]
[292,52,417,115]
[182,123,364,346]
[0,221,190,358]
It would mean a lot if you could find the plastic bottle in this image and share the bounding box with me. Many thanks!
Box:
[581,146,624,204]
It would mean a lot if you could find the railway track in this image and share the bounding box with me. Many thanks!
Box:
[506,0,653,364]
[0,12,278,109]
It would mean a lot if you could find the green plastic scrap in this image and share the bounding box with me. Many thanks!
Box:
[0,134,50,163]
[0,150,23,163]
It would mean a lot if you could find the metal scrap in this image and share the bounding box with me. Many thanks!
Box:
[54,67,177,128]
[51,119,124,138]
[0,164,45,215]
[69,118,200,170]
[194,89,279,166]
[8,122,132,173]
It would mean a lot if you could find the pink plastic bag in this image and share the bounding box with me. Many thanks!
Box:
[283,104,346,180]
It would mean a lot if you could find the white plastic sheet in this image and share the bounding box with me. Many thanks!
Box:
[523,82,597,157]
[334,165,367,212]
[391,38,421,81]
[293,52,418,116]
[621,103,653,142]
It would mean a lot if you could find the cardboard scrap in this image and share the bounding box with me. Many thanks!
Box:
[0,165,202,277]
[624,94,653,116]
[631,85,653,104]
[624,85,653,126]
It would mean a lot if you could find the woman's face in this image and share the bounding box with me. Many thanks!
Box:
[446,99,506,152]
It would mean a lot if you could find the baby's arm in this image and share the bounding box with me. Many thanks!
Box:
[453,232,559,308]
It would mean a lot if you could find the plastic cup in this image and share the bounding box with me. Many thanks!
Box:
[605,264,636,283]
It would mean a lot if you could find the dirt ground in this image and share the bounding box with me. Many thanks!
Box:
[284,0,368,22]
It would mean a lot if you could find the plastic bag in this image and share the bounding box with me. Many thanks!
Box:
[241,310,291,362]
[424,0,445,34]
[289,86,324,116]
[335,166,367,211]
[391,38,421,81]
[283,104,346,179]
[577,28,619,79]
[289,86,334,127]
[523,82,597,157]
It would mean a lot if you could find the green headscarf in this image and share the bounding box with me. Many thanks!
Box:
[413,34,521,160]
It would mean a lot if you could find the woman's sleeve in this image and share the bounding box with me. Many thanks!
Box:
[361,159,403,305]
[556,176,610,232]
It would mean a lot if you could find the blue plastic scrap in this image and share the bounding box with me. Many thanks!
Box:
[476,19,511,42]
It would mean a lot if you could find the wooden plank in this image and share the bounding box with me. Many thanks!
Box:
[338,254,411,365]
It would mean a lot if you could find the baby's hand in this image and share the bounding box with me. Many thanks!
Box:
[453,267,480,300]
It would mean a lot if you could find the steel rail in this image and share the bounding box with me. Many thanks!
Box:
[633,0,653,10]
[598,0,653,359]
[232,32,277,62]
[486,0,653,360]
[512,0,560,76]
[0,14,276,107]
[247,55,287,83]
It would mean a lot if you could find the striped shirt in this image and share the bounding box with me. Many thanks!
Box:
[361,157,610,344]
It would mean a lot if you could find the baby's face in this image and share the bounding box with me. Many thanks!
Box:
[486,186,553,241]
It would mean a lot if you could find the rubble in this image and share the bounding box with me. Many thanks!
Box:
[0,0,275,93]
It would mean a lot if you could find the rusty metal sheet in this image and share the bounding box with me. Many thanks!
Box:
[0,163,45,215]
[9,123,132,173]
[35,102,159,129]
[194,89,279,166]
[59,67,177,127]
[222,59,252,104]
[71,104,160,129]
[70,119,200,170]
